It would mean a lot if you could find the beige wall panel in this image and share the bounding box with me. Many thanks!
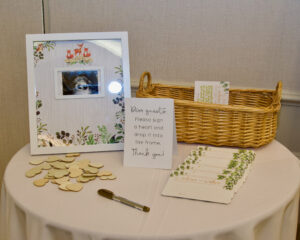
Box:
[0,1,43,186]
[276,103,300,155]
[45,0,300,92]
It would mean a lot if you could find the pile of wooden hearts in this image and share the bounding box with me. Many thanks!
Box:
[26,153,117,192]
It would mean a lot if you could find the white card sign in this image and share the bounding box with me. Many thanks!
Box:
[124,98,175,169]
[194,81,229,105]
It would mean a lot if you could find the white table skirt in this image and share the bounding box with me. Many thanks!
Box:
[1,140,300,240]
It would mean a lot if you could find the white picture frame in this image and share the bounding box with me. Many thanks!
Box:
[26,32,131,155]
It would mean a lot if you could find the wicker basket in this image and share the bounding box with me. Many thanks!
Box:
[136,72,282,148]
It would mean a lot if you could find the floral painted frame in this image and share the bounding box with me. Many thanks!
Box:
[26,32,131,155]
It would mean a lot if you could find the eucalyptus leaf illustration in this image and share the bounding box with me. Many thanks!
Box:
[36,100,42,109]
[87,134,96,145]
[218,150,256,190]
[97,125,112,144]
[37,122,47,135]
[77,126,92,145]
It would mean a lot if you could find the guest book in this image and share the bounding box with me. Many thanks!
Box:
[162,146,255,204]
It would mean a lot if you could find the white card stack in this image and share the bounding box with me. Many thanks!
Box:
[194,81,230,105]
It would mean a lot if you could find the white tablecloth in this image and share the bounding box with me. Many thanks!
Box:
[1,140,300,240]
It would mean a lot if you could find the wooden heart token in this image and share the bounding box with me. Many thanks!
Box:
[77,159,90,169]
[46,156,61,162]
[26,167,42,178]
[33,178,49,187]
[44,173,55,179]
[59,157,76,163]
[107,175,117,180]
[65,153,80,157]
[82,173,97,177]
[51,176,70,185]
[50,161,67,169]
[58,181,72,191]
[77,175,95,183]
[83,166,98,174]
[65,162,79,168]
[53,169,69,179]
[100,175,117,180]
[97,170,112,177]
[29,159,45,165]
[40,162,52,170]
[69,168,83,178]
[88,162,104,168]
[66,183,83,192]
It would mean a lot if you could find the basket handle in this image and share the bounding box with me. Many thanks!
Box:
[139,72,152,92]
[273,81,282,105]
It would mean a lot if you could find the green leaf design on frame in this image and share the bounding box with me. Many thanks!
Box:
[115,123,123,134]
[37,122,47,135]
[76,126,92,145]
[86,134,96,145]
[114,65,123,77]
[97,125,112,144]
[36,100,42,109]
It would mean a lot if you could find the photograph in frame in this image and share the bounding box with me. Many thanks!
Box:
[26,32,130,155]
[54,67,105,99]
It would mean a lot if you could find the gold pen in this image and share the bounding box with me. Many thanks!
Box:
[98,189,150,212]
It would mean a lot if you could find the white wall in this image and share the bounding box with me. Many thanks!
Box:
[0,0,43,186]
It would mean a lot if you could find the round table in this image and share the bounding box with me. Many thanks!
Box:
[1,140,300,240]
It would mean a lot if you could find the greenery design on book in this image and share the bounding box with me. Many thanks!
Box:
[170,146,208,177]
[217,150,255,190]
[170,146,255,191]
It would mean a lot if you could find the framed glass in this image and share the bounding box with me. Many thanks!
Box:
[26,32,130,154]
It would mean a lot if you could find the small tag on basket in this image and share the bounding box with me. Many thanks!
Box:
[194,81,229,104]
[124,98,176,169]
